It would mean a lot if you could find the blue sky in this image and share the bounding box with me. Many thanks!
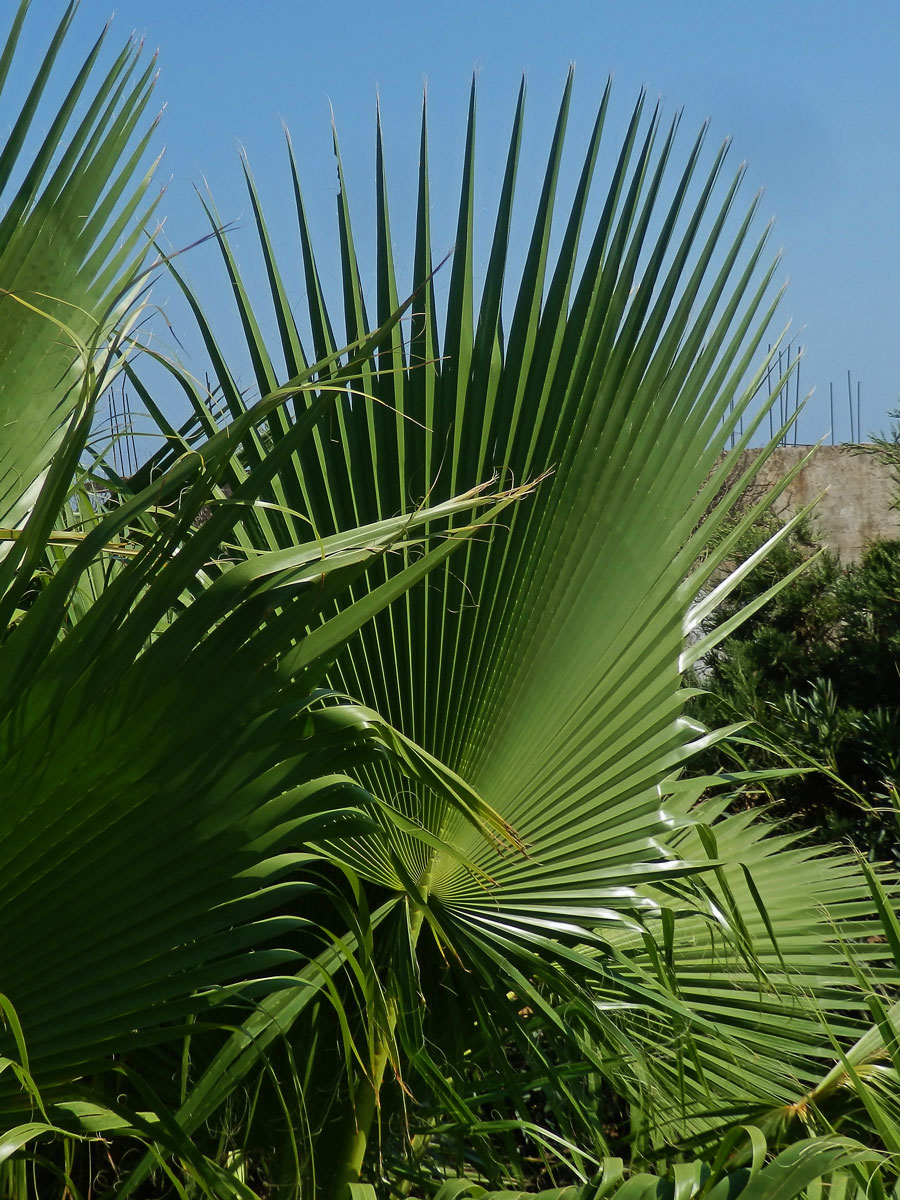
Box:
[29,1,900,442]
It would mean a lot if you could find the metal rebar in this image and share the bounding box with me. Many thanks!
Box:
[857,380,862,444]
[830,381,834,444]
[766,343,773,440]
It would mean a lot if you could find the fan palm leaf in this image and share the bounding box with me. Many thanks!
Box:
[117,70,900,1189]
[0,0,159,542]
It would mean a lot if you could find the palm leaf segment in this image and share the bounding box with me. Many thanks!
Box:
[131,67,900,1140]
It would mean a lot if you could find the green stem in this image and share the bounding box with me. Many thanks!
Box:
[330,883,431,1198]
[339,1016,395,1188]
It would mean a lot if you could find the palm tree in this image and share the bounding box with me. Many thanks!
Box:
[1,4,898,1197]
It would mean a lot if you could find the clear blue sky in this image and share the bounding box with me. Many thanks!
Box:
[28,0,900,442]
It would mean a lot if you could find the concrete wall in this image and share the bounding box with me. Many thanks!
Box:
[742,445,900,563]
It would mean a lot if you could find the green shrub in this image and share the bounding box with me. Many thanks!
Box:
[690,514,900,853]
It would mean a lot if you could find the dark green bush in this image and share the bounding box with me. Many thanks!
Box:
[690,515,900,854]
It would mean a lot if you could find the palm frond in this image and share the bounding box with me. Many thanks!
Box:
[0,0,159,542]
[125,72,890,1146]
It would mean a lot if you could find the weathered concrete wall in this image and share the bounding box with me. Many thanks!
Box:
[742,445,900,563]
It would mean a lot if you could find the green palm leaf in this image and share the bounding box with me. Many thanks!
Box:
[126,72,900,1192]
[120,71,900,1186]
[0,0,159,541]
[427,1135,888,1200]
